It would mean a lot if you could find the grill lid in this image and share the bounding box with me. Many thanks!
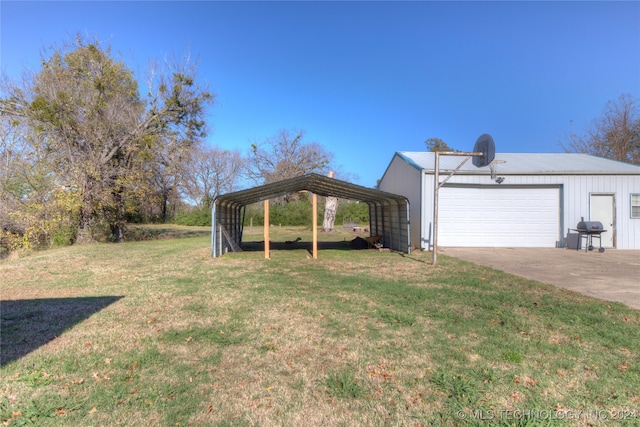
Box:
[577,221,604,231]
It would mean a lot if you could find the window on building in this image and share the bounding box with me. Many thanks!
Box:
[632,194,640,219]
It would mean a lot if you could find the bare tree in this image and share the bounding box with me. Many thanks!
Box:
[247,129,333,185]
[145,135,194,222]
[182,145,244,208]
[562,94,640,165]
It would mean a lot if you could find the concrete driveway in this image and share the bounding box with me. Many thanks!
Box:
[440,248,640,311]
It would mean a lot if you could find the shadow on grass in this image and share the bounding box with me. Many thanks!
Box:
[0,296,123,366]
[125,225,210,241]
[241,240,355,251]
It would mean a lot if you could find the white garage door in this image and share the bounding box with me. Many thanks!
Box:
[438,186,560,247]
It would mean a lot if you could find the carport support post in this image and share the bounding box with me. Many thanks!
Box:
[211,204,216,258]
[432,152,440,265]
[312,193,318,259]
[264,199,270,259]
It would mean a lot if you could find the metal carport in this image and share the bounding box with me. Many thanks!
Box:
[211,173,410,257]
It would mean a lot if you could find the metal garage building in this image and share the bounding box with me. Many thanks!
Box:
[378,152,640,250]
[212,173,410,257]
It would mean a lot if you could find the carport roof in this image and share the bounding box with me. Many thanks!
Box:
[212,173,411,257]
[215,173,408,206]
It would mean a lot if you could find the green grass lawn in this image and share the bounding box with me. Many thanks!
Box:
[1,227,639,426]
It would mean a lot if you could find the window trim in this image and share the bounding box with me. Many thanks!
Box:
[632,193,640,219]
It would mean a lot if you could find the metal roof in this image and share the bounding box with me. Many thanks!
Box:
[215,173,408,206]
[212,173,410,257]
[396,152,640,175]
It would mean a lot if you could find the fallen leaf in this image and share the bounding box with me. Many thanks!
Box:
[88,407,97,414]
[185,336,193,343]
[524,376,537,388]
[55,408,66,416]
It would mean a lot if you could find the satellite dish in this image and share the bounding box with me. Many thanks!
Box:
[472,134,495,167]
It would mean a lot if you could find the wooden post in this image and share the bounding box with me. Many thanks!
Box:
[264,199,270,259]
[312,193,318,259]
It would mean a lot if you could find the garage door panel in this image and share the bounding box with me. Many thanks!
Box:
[438,187,559,247]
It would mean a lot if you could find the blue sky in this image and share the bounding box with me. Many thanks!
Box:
[2,1,639,187]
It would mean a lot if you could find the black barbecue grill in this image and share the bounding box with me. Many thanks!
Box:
[572,220,607,253]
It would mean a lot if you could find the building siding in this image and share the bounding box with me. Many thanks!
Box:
[379,154,640,250]
[378,154,422,249]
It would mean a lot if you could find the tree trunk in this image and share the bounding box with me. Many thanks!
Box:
[322,196,338,232]
[76,178,96,244]
[76,205,95,244]
[161,191,169,223]
[110,222,125,243]
[110,186,127,243]
[322,171,338,232]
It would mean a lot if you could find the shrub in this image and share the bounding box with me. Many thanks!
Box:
[174,208,212,227]
[243,198,370,227]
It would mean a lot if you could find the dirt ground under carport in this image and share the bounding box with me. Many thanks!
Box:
[440,247,640,311]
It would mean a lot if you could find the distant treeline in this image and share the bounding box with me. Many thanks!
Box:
[174,197,369,228]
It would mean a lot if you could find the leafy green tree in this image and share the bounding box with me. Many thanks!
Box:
[0,118,79,252]
[1,36,213,242]
[425,137,456,152]
[241,197,369,228]
[562,94,640,165]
